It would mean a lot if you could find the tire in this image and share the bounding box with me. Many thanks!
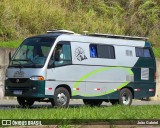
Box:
[119,88,133,106]
[110,99,119,105]
[17,97,34,108]
[83,99,103,107]
[54,87,70,107]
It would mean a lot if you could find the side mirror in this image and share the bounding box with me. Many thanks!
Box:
[9,52,12,62]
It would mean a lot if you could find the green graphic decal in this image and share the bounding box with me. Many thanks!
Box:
[79,82,129,97]
[72,67,133,96]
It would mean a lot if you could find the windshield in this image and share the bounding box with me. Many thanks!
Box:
[9,37,55,68]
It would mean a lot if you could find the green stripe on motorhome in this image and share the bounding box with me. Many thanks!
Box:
[72,67,133,96]
[76,82,129,97]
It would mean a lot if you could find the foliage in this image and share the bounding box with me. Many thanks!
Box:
[0,39,22,48]
[0,0,159,47]
[0,105,160,119]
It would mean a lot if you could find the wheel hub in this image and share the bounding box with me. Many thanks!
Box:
[57,93,67,105]
[122,93,130,105]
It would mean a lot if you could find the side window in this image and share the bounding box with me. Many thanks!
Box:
[135,47,151,57]
[49,41,72,67]
[90,44,115,59]
[144,49,151,57]
[90,45,97,57]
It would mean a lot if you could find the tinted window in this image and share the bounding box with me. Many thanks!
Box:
[10,37,55,68]
[90,45,97,57]
[90,44,115,59]
[136,48,151,57]
[144,49,151,57]
[49,42,72,67]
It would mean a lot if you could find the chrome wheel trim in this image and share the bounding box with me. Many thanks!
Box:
[122,92,130,105]
[57,92,67,106]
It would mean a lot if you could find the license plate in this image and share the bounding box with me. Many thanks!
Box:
[13,90,22,95]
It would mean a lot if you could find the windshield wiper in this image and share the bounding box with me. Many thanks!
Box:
[12,59,24,68]
[11,59,36,67]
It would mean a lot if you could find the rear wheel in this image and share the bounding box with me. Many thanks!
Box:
[83,99,103,106]
[119,88,133,106]
[17,97,34,108]
[54,87,70,107]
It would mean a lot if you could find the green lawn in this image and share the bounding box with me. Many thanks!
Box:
[0,105,160,119]
[153,47,160,58]
[0,40,22,48]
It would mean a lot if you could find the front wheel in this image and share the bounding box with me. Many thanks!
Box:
[17,97,34,108]
[83,99,103,106]
[54,87,70,107]
[119,88,133,106]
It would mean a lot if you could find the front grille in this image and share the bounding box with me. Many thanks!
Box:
[9,78,29,83]
[7,86,31,91]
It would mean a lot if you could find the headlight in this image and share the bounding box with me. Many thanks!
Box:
[30,76,44,81]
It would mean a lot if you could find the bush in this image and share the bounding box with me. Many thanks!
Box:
[0,0,159,46]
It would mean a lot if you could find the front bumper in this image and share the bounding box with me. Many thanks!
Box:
[5,78,46,98]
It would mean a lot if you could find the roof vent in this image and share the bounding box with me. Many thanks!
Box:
[47,29,75,34]
[83,31,88,35]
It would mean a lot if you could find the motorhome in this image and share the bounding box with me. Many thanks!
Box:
[5,29,156,107]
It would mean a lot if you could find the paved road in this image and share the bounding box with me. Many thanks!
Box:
[0,99,160,109]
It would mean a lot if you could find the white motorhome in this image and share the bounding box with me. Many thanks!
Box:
[5,30,156,107]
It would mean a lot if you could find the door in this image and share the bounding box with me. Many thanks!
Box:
[45,41,73,96]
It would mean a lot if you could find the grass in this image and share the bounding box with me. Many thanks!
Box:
[0,39,22,48]
[0,0,160,46]
[153,47,160,58]
[0,105,160,119]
